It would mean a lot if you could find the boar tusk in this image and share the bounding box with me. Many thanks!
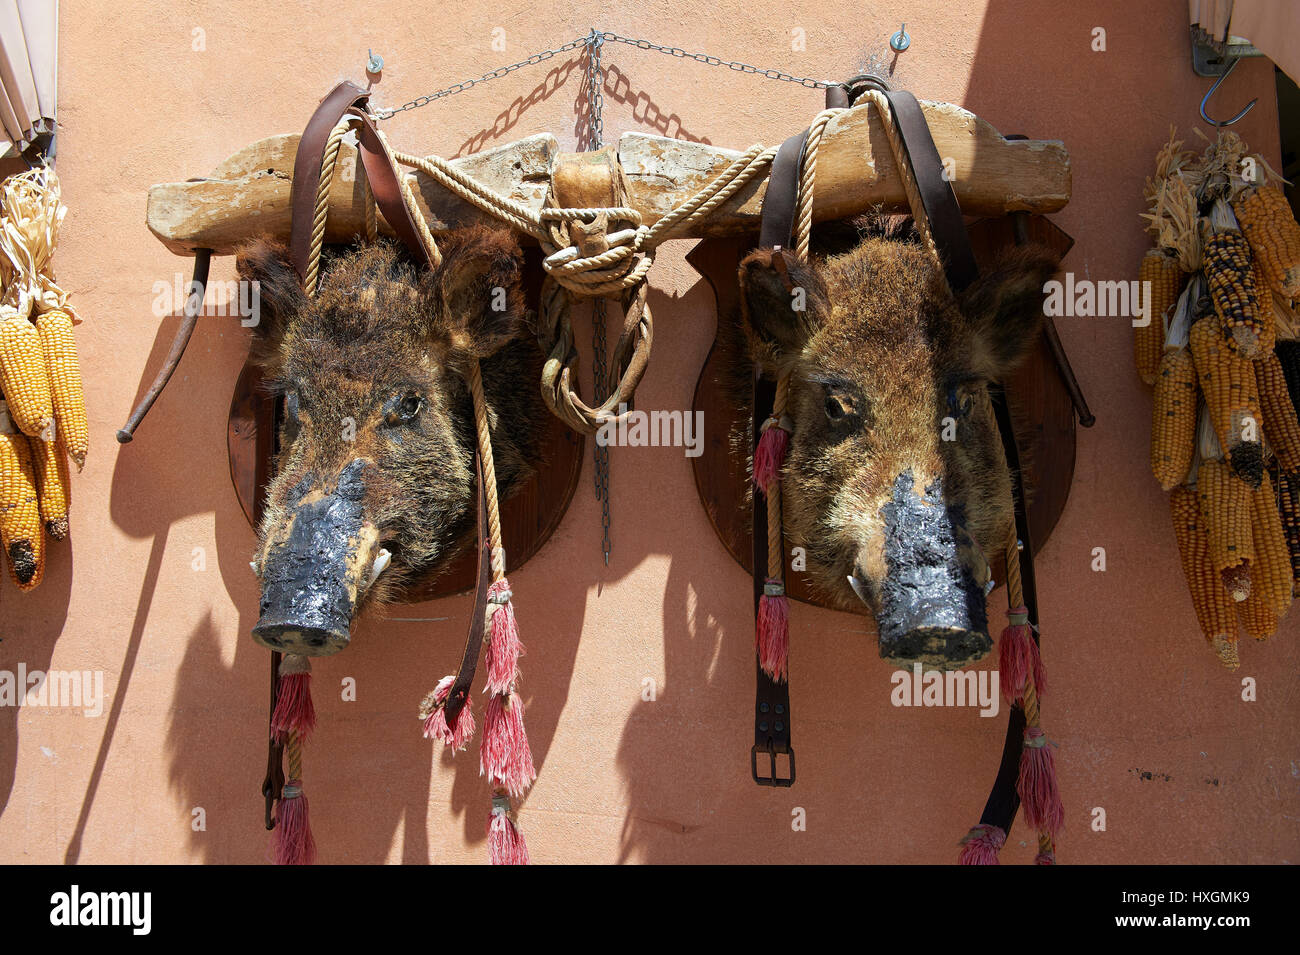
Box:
[249,560,260,577]
[847,575,869,604]
[366,548,391,590]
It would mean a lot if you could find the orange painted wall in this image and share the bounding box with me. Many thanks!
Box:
[1,0,1295,864]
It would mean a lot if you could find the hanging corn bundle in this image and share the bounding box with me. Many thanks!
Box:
[0,167,85,588]
[1139,128,1297,668]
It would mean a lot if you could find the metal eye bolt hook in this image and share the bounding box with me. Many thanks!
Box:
[1200,56,1257,128]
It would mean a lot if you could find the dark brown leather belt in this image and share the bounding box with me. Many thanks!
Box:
[289,81,435,280]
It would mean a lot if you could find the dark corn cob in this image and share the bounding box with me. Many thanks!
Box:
[1205,229,1265,358]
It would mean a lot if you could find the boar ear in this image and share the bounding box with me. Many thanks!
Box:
[959,244,1060,381]
[737,248,827,370]
[426,226,528,359]
[235,239,304,355]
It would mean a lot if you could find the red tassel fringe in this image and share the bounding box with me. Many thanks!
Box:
[488,805,530,865]
[996,609,1045,704]
[957,824,1004,865]
[757,585,790,682]
[753,423,789,494]
[423,674,476,751]
[1018,727,1064,837]
[271,672,316,743]
[272,782,316,865]
[480,692,536,798]
[484,578,522,697]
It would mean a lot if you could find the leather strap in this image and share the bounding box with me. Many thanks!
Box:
[878,89,979,293]
[262,649,284,830]
[289,81,434,283]
[758,131,809,250]
[441,451,492,727]
[978,385,1040,834]
[750,371,793,787]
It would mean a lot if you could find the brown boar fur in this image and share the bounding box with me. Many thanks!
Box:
[732,220,1059,612]
[236,226,546,606]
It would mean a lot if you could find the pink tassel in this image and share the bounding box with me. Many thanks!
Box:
[488,798,530,865]
[957,824,1004,865]
[757,579,789,682]
[272,781,316,865]
[422,674,476,751]
[484,579,522,696]
[753,420,789,494]
[997,608,1045,704]
[480,692,536,798]
[271,657,316,743]
[1017,726,1064,837]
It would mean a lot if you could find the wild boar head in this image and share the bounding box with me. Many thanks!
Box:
[235,227,545,656]
[738,228,1059,669]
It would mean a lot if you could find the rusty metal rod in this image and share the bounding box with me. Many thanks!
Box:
[116,248,212,443]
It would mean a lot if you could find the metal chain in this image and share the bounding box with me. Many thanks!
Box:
[374,30,834,119]
[585,32,613,565]
[374,36,589,118]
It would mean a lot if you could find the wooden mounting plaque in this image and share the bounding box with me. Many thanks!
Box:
[688,215,1077,607]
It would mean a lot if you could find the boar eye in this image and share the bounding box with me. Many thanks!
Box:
[384,391,423,426]
[824,393,852,421]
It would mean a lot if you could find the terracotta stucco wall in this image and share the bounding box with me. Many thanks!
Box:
[1,0,1295,864]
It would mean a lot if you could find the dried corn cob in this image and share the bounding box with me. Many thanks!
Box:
[1255,351,1300,472]
[0,315,54,438]
[1250,471,1292,616]
[1151,347,1198,489]
[0,418,43,590]
[1199,457,1255,584]
[33,308,87,470]
[1136,250,1180,384]
[1252,253,1276,353]
[1236,588,1278,640]
[1190,312,1265,487]
[1233,185,1300,303]
[1205,227,1266,359]
[1278,469,1300,595]
[29,434,69,540]
[1171,485,1239,667]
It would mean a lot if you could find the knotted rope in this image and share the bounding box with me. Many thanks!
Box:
[391,141,778,434]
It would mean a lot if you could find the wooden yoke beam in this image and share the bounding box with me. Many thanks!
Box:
[146,98,1070,256]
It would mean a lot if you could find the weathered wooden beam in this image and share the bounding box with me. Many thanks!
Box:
[147,133,560,256]
[146,98,1069,256]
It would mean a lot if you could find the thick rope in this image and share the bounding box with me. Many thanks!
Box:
[794,108,846,260]
[306,116,359,295]
[765,377,790,581]
[285,729,303,783]
[466,359,506,580]
[856,90,944,272]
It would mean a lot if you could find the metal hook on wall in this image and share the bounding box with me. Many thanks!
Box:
[1200,56,1258,128]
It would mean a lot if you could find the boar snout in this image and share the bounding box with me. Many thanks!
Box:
[865,470,992,670]
[251,459,386,657]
